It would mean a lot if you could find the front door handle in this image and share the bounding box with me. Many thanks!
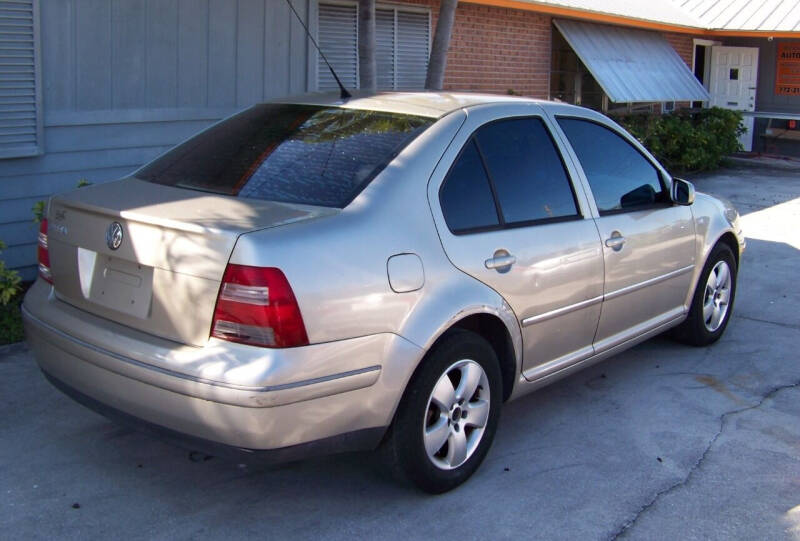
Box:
[605,233,626,251]
[485,254,516,271]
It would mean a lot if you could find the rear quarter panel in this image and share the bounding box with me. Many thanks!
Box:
[230,109,521,369]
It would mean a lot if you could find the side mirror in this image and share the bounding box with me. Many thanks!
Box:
[671,178,695,206]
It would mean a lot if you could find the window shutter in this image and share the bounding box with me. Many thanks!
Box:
[0,0,42,159]
[375,9,395,90]
[317,4,429,92]
[395,11,429,90]
[317,4,358,92]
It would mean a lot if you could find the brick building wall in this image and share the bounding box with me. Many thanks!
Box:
[403,1,703,102]
[405,0,552,98]
[442,4,551,97]
[663,32,705,69]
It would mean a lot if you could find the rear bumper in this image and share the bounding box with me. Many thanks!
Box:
[43,371,384,462]
[23,280,423,453]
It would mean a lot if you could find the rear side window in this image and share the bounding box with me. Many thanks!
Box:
[475,118,578,224]
[557,118,667,214]
[439,140,500,233]
[136,104,433,208]
[439,116,579,234]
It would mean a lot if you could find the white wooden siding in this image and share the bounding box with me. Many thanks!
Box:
[0,0,315,278]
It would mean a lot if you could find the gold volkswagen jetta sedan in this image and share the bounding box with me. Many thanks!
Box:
[24,92,744,493]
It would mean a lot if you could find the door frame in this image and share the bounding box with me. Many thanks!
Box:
[692,38,722,95]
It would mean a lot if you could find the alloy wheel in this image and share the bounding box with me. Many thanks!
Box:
[423,359,490,470]
[702,260,732,332]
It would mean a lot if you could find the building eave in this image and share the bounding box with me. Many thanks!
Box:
[704,29,800,39]
[462,0,800,38]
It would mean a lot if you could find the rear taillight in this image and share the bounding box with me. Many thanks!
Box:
[37,218,53,284]
[211,264,309,348]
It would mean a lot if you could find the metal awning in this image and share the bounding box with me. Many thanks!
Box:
[553,19,711,103]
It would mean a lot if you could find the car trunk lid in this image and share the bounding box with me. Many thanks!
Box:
[46,178,336,346]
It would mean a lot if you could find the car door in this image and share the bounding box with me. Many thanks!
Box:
[553,115,696,353]
[427,103,605,379]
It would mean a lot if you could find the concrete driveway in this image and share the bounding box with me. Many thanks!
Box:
[1,161,798,540]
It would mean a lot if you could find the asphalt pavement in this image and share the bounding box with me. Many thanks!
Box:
[1,160,798,540]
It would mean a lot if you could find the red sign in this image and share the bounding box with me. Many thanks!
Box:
[776,43,800,95]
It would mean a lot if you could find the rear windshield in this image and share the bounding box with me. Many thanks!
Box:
[136,104,434,208]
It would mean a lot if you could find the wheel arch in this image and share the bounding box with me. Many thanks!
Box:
[686,193,744,309]
[444,314,518,402]
[715,231,740,269]
[408,310,520,403]
[686,230,741,309]
[379,305,522,448]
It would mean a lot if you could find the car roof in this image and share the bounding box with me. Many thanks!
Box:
[273,91,586,119]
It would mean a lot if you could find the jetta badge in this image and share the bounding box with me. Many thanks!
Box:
[106,221,123,250]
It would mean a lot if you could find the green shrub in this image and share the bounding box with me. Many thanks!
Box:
[0,239,24,345]
[0,240,21,306]
[31,200,45,224]
[0,293,25,345]
[614,107,745,173]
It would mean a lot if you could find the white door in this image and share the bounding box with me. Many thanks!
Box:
[709,46,759,151]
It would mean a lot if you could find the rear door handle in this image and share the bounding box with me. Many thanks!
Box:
[485,254,516,270]
[605,234,626,250]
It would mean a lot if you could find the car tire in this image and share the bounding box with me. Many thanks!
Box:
[673,243,737,347]
[384,329,502,494]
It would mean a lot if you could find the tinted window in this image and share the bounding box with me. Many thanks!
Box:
[137,104,433,208]
[475,118,578,224]
[557,118,666,213]
[440,140,500,233]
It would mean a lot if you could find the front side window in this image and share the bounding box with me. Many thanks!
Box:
[439,116,579,234]
[137,104,433,208]
[557,118,667,213]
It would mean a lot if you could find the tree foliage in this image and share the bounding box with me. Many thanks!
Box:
[297,109,430,143]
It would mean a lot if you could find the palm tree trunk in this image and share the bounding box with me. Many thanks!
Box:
[425,0,458,90]
[358,0,377,92]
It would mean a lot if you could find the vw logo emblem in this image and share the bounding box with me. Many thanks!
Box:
[106,222,124,251]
